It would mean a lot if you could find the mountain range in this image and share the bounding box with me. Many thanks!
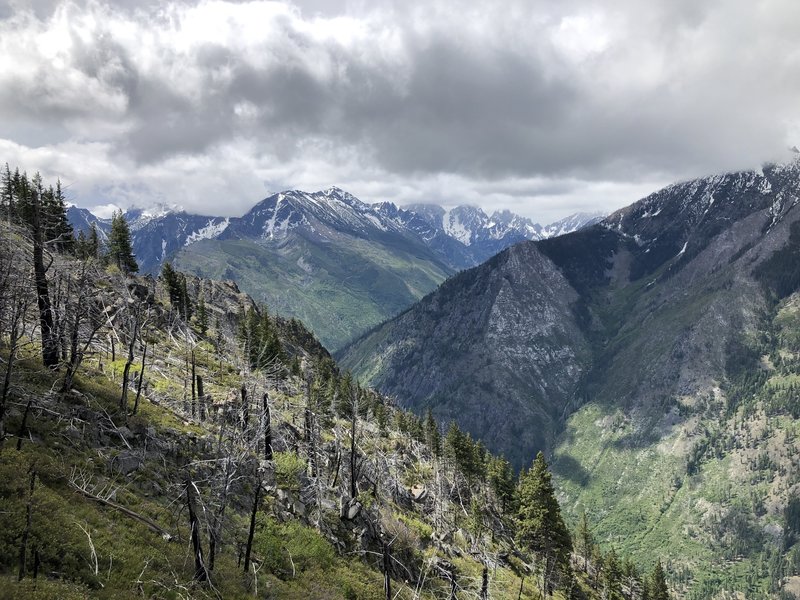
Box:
[67,191,602,350]
[338,160,800,596]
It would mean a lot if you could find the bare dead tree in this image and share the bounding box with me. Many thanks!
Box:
[132,340,148,415]
[263,393,272,461]
[29,180,58,368]
[350,385,360,499]
[383,538,392,600]
[185,476,209,583]
[242,476,261,574]
[1,285,31,445]
[119,303,142,416]
[61,262,105,394]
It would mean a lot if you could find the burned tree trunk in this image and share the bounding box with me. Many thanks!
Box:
[383,539,392,600]
[240,386,249,429]
[132,341,147,416]
[30,191,57,368]
[1,293,26,445]
[196,375,205,421]
[119,312,140,415]
[16,400,33,451]
[191,350,196,418]
[349,387,359,499]
[243,478,261,574]
[263,394,272,461]
[481,563,488,600]
[185,477,208,582]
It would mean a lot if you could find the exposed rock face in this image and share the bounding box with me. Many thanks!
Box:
[339,241,592,467]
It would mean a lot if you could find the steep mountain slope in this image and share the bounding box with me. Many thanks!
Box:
[340,161,800,596]
[339,240,593,468]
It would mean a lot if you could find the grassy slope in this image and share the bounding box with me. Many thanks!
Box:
[0,339,575,600]
[173,235,451,352]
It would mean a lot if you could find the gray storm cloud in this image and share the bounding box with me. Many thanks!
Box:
[0,0,797,222]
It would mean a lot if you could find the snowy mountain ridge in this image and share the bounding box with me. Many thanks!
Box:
[69,187,605,274]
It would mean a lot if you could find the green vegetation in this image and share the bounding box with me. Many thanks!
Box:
[172,233,451,351]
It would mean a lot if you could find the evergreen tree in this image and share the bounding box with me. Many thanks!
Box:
[650,561,670,600]
[603,547,623,600]
[424,408,441,457]
[487,455,516,514]
[107,210,138,273]
[41,179,73,253]
[648,561,669,600]
[516,452,572,596]
[87,222,100,258]
[161,261,192,320]
[1,163,13,223]
[576,509,593,572]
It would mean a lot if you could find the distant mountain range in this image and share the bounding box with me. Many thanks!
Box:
[68,190,602,349]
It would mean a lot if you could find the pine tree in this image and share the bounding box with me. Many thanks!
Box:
[603,547,623,600]
[576,509,593,572]
[41,179,73,253]
[107,210,138,273]
[650,561,670,600]
[87,222,100,258]
[424,408,441,457]
[487,455,516,514]
[1,163,13,224]
[516,452,572,596]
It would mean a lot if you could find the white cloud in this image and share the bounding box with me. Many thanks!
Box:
[0,0,798,223]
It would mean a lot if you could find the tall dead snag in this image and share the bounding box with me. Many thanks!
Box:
[30,183,57,368]
[185,477,209,583]
[350,386,359,499]
[196,374,205,421]
[132,341,147,415]
[119,307,140,416]
[240,385,249,430]
[383,539,392,600]
[263,394,272,461]
[243,477,261,574]
[61,264,105,394]
[18,467,36,580]
[191,350,196,418]
[1,288,29,445]
[16,400,33,451]
[481,563,489,600]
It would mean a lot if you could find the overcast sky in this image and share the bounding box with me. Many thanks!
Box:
[1,0,798,223]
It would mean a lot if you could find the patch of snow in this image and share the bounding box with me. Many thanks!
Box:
[297,256,313,274]
[185,218,230,245]
[676,241,688,257]
[442,210,472,245]
[364,214,387,231]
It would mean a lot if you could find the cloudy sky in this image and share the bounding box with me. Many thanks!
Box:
[1,0,798,222]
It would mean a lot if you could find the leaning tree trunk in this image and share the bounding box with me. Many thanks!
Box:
[185,477,208,582]
[132,341,147,415]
